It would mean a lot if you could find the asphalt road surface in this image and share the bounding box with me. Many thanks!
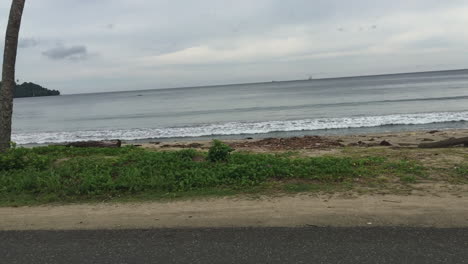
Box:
[1,227,467,264]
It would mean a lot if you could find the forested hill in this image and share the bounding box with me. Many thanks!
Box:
[0,82,60,98]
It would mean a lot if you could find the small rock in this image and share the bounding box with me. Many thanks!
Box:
[428,130,439,134]
[380,140,392,146]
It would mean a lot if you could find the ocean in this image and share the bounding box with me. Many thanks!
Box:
[12,69,468,145]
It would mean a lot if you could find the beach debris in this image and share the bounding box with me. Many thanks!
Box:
[347,139,394,147]
[53,140,122,148]
[418,136,468,148]
[382,200,402,203]
[349,141,375,147]
[379,140,392,146]
[348,141,365,147]
[229,136,343,150]
[428,130,440,134]
[421,138,435,142]
[398,143,416,147]
[161,143,205,149]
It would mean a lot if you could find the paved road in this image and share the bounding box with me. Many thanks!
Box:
[1,227,467,264]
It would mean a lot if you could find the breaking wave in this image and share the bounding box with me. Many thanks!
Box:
[13,111,468,144]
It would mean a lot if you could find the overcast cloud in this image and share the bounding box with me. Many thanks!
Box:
[42,45,89,60]
[18,37,38,49]
[1,0,468,94]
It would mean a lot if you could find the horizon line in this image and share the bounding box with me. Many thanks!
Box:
[62,68,468,96]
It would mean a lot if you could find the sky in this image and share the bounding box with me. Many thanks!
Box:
[1,0,468,94]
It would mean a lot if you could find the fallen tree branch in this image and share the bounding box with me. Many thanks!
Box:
[418,137,468,148]
[54,140,122,148]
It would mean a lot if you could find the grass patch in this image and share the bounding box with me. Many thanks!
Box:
[454,164,468,181]
[400,175,417,183]
[456,164,468,176]
[0,144,429,206]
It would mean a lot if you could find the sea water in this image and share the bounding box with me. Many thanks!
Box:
[12,70,468,144]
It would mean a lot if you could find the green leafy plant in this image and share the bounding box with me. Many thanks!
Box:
[0,147,50,171]
[207,140,234,163]
[9,141,17,149]
[0,146,430,206]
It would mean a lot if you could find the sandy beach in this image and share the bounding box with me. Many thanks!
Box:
[138,128,468,152]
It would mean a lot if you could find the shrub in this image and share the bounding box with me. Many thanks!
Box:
[207,140,234,162]
[0,148,50,171]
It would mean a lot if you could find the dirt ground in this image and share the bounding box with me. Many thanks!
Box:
[1,193,468,230]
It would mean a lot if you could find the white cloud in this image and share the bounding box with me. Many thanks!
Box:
[142,5,468,67]
[0,0,467,93]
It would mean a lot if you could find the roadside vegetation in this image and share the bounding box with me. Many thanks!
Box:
[0,140,465,206]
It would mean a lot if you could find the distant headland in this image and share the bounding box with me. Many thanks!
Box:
[0,82,60,98]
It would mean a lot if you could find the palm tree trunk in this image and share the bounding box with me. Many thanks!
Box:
[0,0,26,152]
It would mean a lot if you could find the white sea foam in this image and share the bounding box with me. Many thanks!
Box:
[12,111,468,144]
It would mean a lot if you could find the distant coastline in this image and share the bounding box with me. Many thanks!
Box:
[0,82,61,98]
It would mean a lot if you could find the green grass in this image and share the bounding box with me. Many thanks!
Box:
[455,164,468,180]
[0,145,430,206]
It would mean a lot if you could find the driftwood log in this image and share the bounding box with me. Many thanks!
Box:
[418,137,468,148]
[55,140,122,148]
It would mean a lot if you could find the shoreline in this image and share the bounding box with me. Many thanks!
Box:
[19,127,468,148]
